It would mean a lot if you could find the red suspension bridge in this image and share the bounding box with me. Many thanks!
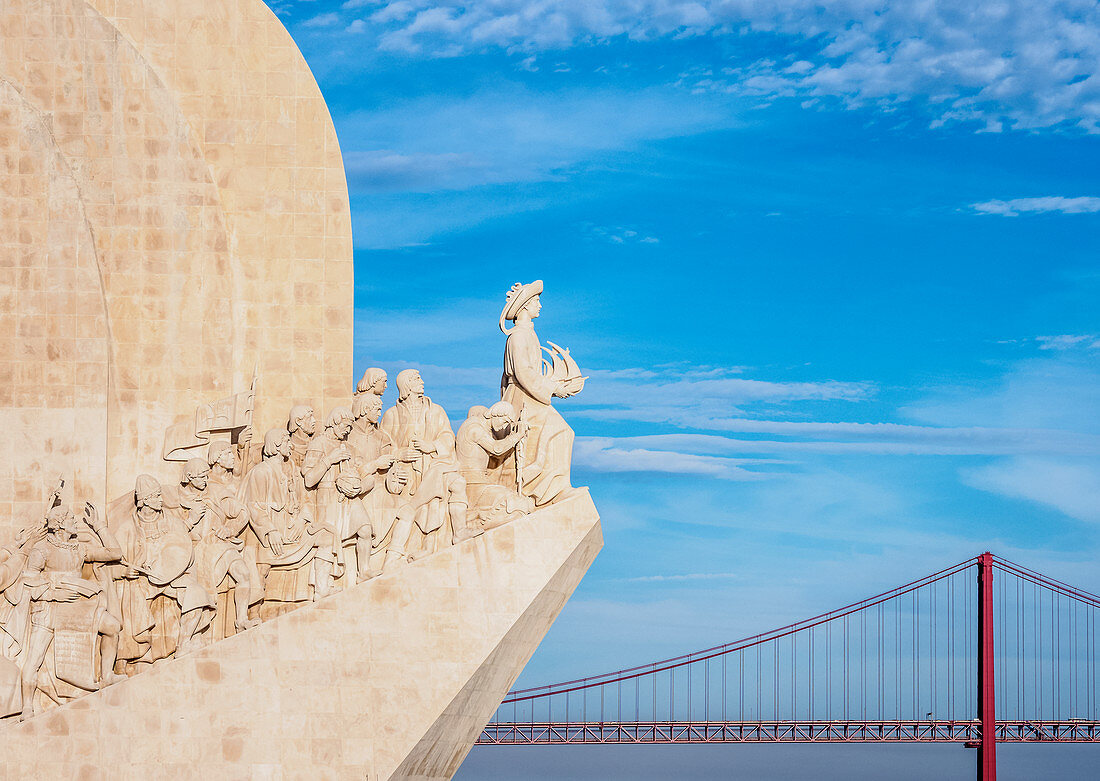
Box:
[478,553,1100,779]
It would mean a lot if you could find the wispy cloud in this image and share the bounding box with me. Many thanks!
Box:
[611,572,743,583]
[574,438,781,480]
[582,223,660,245]
[302,11,342,28]
[971,196,1100,216]
[338,84,735,194]
[1037,334,1100,351]
[963,457,1100,524]
[340,0,1100,132]
[343,150,492,192]
[571,365,873,428]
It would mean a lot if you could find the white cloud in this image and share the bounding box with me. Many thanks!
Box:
[611,572,743,583]
[574,437,779,480]
[570,365,873,429]
[582,223,660,245]
[964,457,1100,523]
[338,83,733,196]
[1037,334,1100,351]
[579,428,1100,459]
[971,196,1100,216]
[903,355,1100,434]
[343,150,492,192]
[302,11,342,28]
[345,0,1100,131]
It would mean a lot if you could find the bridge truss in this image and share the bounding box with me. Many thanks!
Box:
[478,553,1100,779]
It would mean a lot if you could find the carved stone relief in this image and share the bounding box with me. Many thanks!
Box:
[0,282,584,721]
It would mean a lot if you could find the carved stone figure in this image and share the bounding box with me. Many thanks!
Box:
[208,439,245,487]
[356,367,387,397]
[287,404,317,471]
[349,391,393,463]
[110,475,216,668]
[380,370,468,551]
[456,402,535,534]
[168,459,262,633]
[302,408,376,584]
[0,524,43,718]
[240,428,337,612]
[20,502,126,719]
[500,280,583,506]
[359,467,415,573]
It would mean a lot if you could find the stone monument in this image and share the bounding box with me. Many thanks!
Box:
[0,2,601,778]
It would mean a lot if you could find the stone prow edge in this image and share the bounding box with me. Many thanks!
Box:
[392,506,604,779]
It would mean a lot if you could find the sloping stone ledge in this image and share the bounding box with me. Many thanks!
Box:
[0,489,602,781]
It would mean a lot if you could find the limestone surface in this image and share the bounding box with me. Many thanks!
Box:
[0,490,602,780]
[0,0,353,523]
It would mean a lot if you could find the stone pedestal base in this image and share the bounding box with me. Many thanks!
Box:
[0,490,602,780]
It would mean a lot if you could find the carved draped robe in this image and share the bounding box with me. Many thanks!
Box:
[379,395,461,547]
[109,505,215,666]
[169,482,263,606]
[240,456,324,604]
[501,319,575,505]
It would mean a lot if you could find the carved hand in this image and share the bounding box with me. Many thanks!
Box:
[336,475,362,497]
[399,447,419,463]
[51,583,81,602]
[373,454,395,472]
[266,530,285,556]
[328,447,351,466]
[239,425,253,445]
[19,527,46,552]
[83,501,104,532]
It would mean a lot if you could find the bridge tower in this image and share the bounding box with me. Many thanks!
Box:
[977,552,997,781]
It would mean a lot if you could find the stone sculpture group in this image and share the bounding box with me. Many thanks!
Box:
[0,281,584,722]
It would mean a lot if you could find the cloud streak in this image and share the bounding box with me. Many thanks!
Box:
[337,84,734,196]
[337,0,1100,132]
[971,196,1100,216]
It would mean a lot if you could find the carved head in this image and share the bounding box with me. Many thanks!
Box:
[263,428,291,459]
[207,440,235,471]
[134,474,163,512]
[288,405,317,436]
[396,369,424,400]
[182,458,209,491]
[489,401,517,436]
[353,392,384,425]
[44,505,79,540]
[357,367,387,396]
[326,406,353,440]
[499,280,544,332]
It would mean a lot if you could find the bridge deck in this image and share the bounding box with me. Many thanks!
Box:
[478,720,1100,744]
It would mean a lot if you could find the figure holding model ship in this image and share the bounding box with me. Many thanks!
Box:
[499,280,586,507]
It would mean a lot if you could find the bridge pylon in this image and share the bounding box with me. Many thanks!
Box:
[977,552,997,781]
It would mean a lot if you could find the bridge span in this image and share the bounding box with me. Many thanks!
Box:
[479,553,1100,779]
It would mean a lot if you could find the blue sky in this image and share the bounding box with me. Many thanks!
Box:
[272,1,1099,776]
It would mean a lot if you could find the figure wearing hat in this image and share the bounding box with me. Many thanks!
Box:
[499,280,583,506]
[107,474,215,669]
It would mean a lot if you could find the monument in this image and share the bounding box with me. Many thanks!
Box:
[0,2,601,778]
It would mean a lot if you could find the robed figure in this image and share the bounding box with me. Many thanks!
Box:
[107,475,216,668]
[499,280,584,506]
[240,428,337,614]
